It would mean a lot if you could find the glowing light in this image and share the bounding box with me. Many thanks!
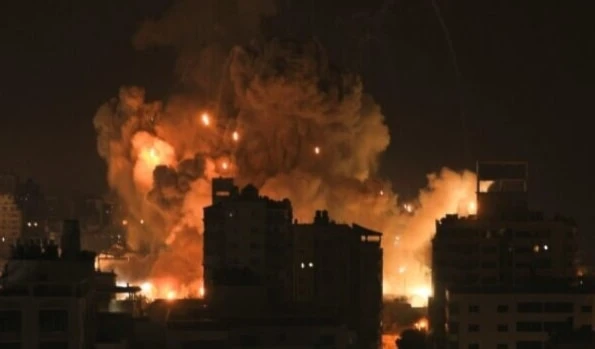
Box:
[140,282,152,294]
[314,146,320,155]
[379,190,384,196]
[222,161,229,170]
[308,262,314,268]
[166,290,176,300]
[399,266,406,274]
[232,131,239,142]
[468,201,477,214]
[543,245,549,251]
[533,245,540,253]
[122,219,128,226]
[411,286,432,299]
[300,262,305,269]
[140,219,144,225]
[199,286,205,298]
[414,317,428,331]
[201,113,210,126]
[403,204,413,213]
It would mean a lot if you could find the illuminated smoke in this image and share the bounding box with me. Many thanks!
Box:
[92,1,479,303]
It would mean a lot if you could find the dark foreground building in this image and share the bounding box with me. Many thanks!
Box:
[430,161,581,349]
[203,178,383,349]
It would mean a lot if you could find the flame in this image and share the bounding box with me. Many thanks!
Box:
[201,112,210,126]
[222,161,229,170]
[232,131,239,142]
[468,201,477,214]
[166,290,176,300]
[314,146,320,155]
[414,317,428,331]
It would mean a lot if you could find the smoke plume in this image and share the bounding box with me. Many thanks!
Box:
[92,1,478,303]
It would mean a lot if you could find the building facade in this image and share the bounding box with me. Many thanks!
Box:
[293,211,383,349]
[430,162,579,348]
[203,178,294,302]
[203,178,383,349]
[445,286,595,349]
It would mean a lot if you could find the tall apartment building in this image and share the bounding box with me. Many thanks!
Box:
[293,210,383,349]
[203,178,294,302]
[203,178,383,349]
[430,162,579,348]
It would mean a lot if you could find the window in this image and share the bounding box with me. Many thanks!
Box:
[0,310,22,333]
[581,305,592,313]
[497,305,509,313]
[544,302,573,313]
[517,302,542,313]
[468,324,479,332]
[497,324,508,332]
[516,322,542,332]
[39,310,68,333]
[543,322,566,332]
[515,341,542,349]
[468,305,480,313]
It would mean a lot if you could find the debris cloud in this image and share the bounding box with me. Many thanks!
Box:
[92,1,478,303]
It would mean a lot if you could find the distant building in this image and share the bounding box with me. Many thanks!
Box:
[0,194,22,246]
[446,285,595,349]
[430,161,579,348]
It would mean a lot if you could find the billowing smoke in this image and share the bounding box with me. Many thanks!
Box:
[92,1,478,303]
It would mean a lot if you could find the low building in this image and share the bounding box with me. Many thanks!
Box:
[445,285,595,349]
[143,299,353,349]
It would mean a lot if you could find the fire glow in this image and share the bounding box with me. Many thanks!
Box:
[94,38,483,307]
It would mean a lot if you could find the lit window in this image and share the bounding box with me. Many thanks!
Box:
[533,245,539,253]
[300,263,305,269]
[308,262,314,268]
[543,245,549,251]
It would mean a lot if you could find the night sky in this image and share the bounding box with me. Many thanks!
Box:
[1,1,593,244]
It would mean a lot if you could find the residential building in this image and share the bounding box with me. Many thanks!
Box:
[203,178,383,349]
[203,178,294,303]
[430,161,579,347]
[0,220,98,349]
[445,285,595,349]
[293,211,383,349]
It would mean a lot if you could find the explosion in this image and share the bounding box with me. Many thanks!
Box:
[92,0,480,305]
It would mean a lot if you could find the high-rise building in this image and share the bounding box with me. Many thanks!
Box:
[203,178,383,349]
[430,161,579,348]
[203,178,294,302]
[293,210,383,349]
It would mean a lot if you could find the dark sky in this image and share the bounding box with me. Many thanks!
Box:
[1,1,594,240]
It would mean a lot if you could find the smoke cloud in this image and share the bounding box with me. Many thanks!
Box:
[92,1,478,303]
